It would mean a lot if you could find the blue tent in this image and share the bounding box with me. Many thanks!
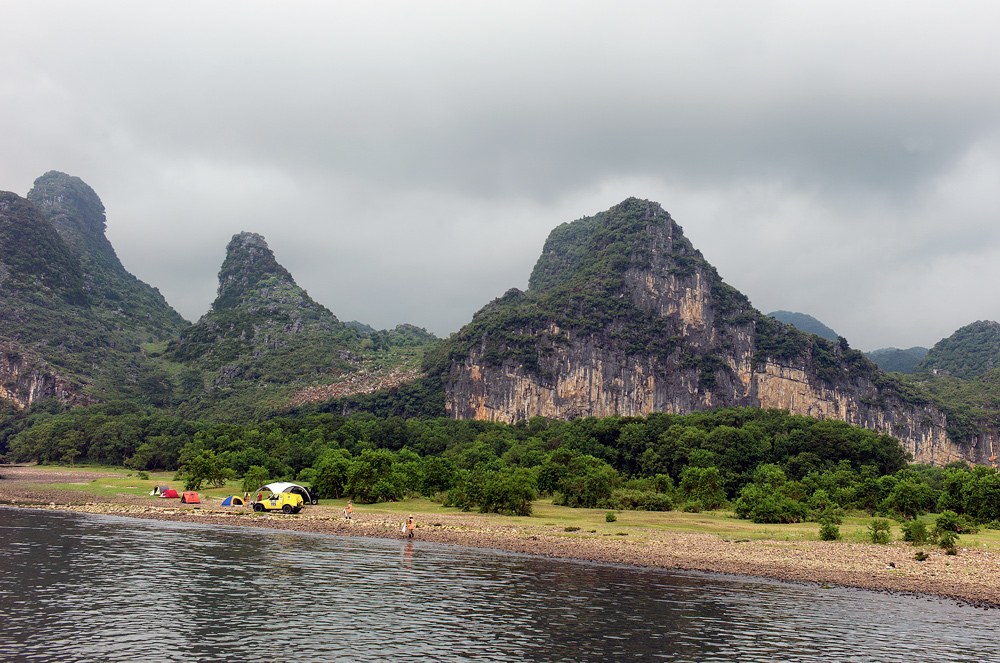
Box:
[221,495,246,507]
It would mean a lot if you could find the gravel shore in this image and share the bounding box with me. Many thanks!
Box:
[3,465,998,608]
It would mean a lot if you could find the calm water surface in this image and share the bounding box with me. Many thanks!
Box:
[0,507,996,662]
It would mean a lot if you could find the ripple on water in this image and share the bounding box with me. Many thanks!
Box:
[0,507,996,663]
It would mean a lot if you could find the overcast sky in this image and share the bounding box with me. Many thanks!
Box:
[3,2,999,351]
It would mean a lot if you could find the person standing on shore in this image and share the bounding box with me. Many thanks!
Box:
[346,501,353,520]
[406,515,415,539]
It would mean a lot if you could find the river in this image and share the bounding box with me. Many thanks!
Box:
[0,507,995,662]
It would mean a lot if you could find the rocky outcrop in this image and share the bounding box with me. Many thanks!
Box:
[441,198,985,467]
[0,345,95,409]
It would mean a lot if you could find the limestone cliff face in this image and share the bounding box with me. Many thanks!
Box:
[0,346,95,409]
[442,198,984,467]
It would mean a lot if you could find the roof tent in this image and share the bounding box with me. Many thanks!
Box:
[255,482,318,505]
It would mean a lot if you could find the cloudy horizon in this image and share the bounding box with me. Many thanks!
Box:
[4,1,999,351]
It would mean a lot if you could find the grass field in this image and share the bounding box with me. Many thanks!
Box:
[12,463,1000,551]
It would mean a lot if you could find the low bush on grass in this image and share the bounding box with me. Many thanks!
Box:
[868,519,892,544]
[818,520,841,541]
[901,520,929,544]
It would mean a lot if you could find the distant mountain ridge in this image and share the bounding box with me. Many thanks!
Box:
[865,347,928,374]
[766,311,839,342]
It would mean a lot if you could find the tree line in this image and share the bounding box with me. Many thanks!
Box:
[3,401,999,526]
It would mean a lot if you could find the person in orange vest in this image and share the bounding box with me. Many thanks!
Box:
[345,501,353,520]
[405,515,415,538]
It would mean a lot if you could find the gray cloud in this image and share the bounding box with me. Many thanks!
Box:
[2,1,1000,350]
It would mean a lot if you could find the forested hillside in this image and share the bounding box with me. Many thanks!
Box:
[914,321,1000,379]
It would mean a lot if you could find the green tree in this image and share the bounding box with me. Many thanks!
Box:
[185,450,232,491]
[679,466,727,510]
[242,465,271,494]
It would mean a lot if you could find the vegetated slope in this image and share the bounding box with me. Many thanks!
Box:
[160,232,440,421]
[0,184,181,408]
[767,310,839,342]
[162,231,364,417]
[433,197,982,466]
[914,321,1000,379]
[27,172,189,342]
[865,347,928,374]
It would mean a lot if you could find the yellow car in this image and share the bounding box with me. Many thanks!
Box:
[252,492,304,514]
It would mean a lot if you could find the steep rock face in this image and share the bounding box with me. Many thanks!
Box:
[0,345,96,409]
[440,198,980,466]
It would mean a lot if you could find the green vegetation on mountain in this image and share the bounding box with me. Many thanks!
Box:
[0,189,174,403]
[0,191,88,307]
[152,232,441,422]
[767,311,839,342]
[433,197,906,413]
[27,172,189,342]
[429,198,755,381]
[914,321,1000,379]
[865,347,928,374]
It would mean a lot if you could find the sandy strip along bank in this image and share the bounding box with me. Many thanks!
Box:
[2,484,998,610]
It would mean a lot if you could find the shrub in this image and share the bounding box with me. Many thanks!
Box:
[914,550,930,561]
[601,488,673,512]
[868,519,892,544]
[901,520,929,544]
[605,511,617,523]
[935,509,979,534]
[819,520,841,541]
[938,530,959,555]
[137,471,150,481]
[678,466,727,511]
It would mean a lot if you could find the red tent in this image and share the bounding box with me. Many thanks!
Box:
[180,491,200,504]
[160,489,179,498]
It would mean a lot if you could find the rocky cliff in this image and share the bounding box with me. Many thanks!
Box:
[0,174,187,409]
[439,198,984,466]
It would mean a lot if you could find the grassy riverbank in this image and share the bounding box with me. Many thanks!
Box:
[4,463,1000,608]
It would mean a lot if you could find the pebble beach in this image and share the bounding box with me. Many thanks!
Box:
[3,465,998,609]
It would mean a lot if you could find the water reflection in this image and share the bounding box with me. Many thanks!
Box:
[0,507,995,662]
